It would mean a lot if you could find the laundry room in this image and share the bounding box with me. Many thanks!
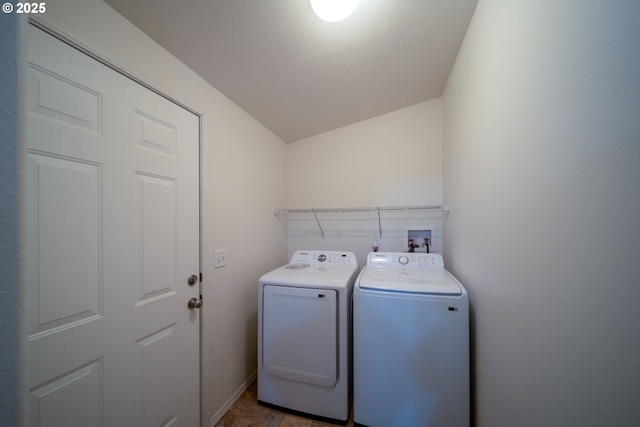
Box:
[2,1,639,427]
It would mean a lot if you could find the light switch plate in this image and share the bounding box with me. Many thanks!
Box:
[214,249,227,268]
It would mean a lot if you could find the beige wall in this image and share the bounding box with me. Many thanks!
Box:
[443,1,640,425]
[0,12,26,426]
[32,1,288,425]
[287,99,442,208]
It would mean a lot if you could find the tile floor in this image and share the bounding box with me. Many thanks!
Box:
[215,380,355,427]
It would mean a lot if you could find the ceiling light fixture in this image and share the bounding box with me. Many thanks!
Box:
[310,0,360,22]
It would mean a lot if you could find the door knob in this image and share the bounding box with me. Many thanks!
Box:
[187,274,198,286]
[187,297,203,309]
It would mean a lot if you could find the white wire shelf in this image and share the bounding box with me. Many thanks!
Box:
[274,205,449,238]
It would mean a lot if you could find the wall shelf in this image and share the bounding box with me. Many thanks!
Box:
[275,205,449,238]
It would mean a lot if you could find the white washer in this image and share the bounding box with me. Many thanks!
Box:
[353,252,469,427]
[258,250,359,422]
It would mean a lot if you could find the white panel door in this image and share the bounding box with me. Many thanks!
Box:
[23,25,200,426]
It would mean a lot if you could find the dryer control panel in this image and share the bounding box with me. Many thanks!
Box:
[290,250,358,266]
[367,252,444,270]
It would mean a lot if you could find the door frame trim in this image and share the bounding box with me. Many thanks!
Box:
[28,15,203,117]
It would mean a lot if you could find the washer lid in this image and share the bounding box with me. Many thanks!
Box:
[358,268,462,295]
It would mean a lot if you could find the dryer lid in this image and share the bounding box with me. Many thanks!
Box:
[358,268,462,295]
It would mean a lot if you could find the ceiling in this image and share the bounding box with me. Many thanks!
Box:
[104,0,478,142]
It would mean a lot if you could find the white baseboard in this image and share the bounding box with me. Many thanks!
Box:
[207,371,257,427]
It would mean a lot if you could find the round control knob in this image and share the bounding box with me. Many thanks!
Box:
[398,255,409,265]
[318,254,327,262]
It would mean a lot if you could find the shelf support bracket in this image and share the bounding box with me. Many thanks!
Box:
[312,211,325,238]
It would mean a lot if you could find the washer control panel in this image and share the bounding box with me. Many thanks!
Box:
[367,252,444,270]
[290,250,358,266]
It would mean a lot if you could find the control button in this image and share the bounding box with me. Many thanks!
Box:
[318,254,327,262]
[398,255,409,265]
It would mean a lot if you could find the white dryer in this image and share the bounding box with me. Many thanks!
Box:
[353,252,469,427]
[258,250,359,423]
